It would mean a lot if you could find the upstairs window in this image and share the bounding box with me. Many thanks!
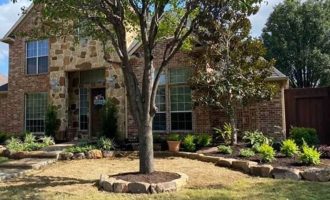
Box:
[26,39,49,75]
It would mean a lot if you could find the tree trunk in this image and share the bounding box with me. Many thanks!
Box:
[229,110,238,145]
[138,118,154,174]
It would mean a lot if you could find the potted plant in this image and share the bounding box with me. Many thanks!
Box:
[167,133,181,152]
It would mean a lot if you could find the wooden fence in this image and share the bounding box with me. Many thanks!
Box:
[285,87,330,145]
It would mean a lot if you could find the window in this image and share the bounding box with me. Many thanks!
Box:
[80,88,89,130]
[25,93,48,133]
[152,68,192,131]
[26,39,49,74]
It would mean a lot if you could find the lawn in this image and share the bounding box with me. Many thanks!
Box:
[0,156,329,200]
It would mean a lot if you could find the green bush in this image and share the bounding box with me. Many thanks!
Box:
[299,142,321,165]
[195,134,212,147]
[239,148,255,158]
[214,123,233,145]
[217,145,233,155]
[97,137,113,151]
[290,127,318,147]
[66,145,96,154]
[6,138,25,152]
[280,139,299,157]
[40,136,55,146]
[243,131,272,152]
[24,133,36,144]
[102,100,119,139]
[182,134,196,152]
[167,133,181,141]
[0,132,9,144]
[259,144,276,163]
[45,105,61,138]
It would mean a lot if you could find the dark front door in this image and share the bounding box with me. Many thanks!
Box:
[91,88,106,137]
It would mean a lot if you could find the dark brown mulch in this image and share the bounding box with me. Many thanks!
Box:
[209,143,330,170]
[112,171,181,184]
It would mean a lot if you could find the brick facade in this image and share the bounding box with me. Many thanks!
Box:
[0,6,288,141]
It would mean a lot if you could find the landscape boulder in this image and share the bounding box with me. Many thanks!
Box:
[271,167,301,180]
[128,182,150,194]
[301,168,330,182]
[86,150,103,159]
[232,160,257,174]
[250,165,273,177]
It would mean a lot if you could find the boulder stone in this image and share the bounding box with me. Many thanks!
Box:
[199,155,220,163]
[271,167,301,180]
[232,160,257,174]
[150,184,157,194]
[59,152,73,160]
[113,180,129,193]
[103,178,117,192]
[156,181,177,193]
[216,158,235,168]
[301,168,330,182]
[73,153,85,160]
[250,165,273,177]
[10,152,26,160]
[87,150,103,159]
[128,182,150,194]
[102,151,114,158]
[0,146,6,156]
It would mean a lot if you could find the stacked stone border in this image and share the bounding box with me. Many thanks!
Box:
[99,172,188,194]
[154,151,330,182]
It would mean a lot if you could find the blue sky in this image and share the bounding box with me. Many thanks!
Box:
[0,0,283,77]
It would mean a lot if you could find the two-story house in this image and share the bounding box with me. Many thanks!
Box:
[0,5,289,142]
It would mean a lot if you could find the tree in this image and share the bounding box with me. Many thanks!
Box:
[45,105,60,138]
[190,2,275,144]
[262,0,330,88]
[13,0,262,174]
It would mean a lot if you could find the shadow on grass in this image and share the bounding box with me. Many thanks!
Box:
[0,175,96,200]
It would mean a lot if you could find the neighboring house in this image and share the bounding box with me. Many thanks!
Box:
[0,5,289,141]
[0,74,7,86]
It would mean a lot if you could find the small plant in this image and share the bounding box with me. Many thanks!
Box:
[239,148,255,158]
[290,127,318,147]
[45,105,61,138]
[280,139,299,157]
[195,134,212,147]
[299,141,321,165]
[259,143,276,163]
[0,132,9,144]
[6,137,25,152]
[167,133,181,141]
[217,145,233,155]
[40,136,55,146]
[97,137,113,151]
[66,145,96,154]
[214,123,233,145]
[243,131,272,152]
[182,134,196,152]
[102,100,119,139]
[24,132,36,144]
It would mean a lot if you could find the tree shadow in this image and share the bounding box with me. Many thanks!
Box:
[0,175,97,200]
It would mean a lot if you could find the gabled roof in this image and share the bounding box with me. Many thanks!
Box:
[0,83,8,92]
[266,67,288,81]
[1,3,34,43]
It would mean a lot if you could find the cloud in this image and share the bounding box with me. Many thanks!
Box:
[250,0,284,37]
[0,0,31,76]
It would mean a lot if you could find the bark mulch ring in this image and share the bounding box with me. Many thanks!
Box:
[204,143,330,170]
[112,171,181,184]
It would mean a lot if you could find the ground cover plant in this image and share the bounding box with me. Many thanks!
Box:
[5,133,55,152]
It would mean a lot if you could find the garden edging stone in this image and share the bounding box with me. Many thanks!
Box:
[271,167,301,180]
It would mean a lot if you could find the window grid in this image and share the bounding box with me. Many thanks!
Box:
[79,88,89,131]
[26,39,49,75]
[153,86,166,131]
[25,93,48,133]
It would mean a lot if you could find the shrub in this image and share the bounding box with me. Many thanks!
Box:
[0,132,9,144]
[102,100,119,140]
[6,138,25,152]
[259,144,276,163]
[243,131,272,152]
[280,139,299,157]
[214,123,232,145]
[182,134,196,152]
[289,127,318,147]
[40,136,55,146]
[217,145,233,155]
[97,137,113,151]
[45,105,61,138]
[66,145,96,154]
[300,142,321,165]
[195,134,212,147]
[239,148,255,158]
[167,133,180,141]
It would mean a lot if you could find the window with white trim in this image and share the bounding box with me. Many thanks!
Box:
[25,93,48,133]
[26,39,49,75]
[152,68,192,131]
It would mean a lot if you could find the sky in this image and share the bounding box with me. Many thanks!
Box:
[0,0,283,77]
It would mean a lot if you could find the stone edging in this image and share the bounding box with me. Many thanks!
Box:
[99,172,188,194]
[155,151,330,182]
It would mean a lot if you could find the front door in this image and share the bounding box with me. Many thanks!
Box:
[91,88,106,137]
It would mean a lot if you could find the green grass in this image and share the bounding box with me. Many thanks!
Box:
[0,157,329,200]
[0,157,8,164]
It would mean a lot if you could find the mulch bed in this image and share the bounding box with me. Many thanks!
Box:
[112,171,181,184]
[207,144,330,170]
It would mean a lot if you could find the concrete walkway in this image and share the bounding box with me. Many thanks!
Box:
[0,142,77,181]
